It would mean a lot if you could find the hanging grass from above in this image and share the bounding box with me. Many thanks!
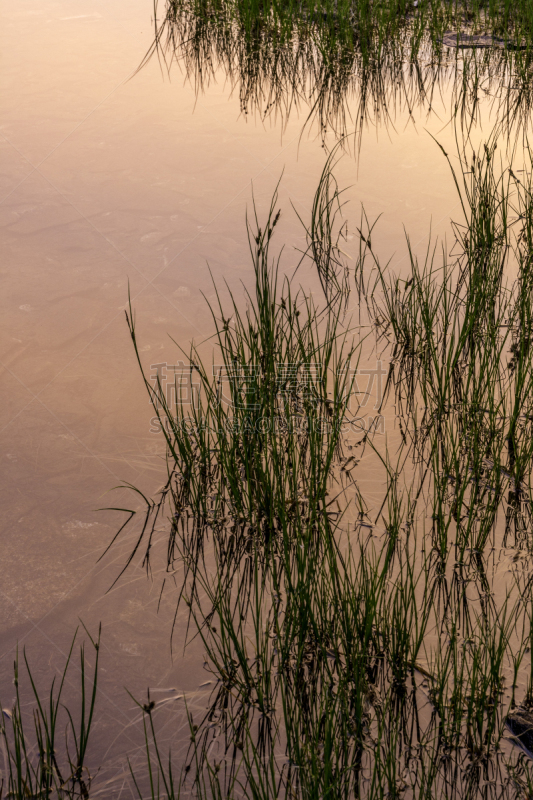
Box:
[140,0,533,142]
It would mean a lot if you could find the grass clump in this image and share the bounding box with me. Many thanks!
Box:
[116,182,363,621]
[10,126,533,800]
[139,0,533,141]
[102,128,533,798]
[0,628,100,800]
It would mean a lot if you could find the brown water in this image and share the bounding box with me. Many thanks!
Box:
[0,0,505,791]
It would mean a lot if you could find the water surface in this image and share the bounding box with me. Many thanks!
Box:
[0,0,516,791]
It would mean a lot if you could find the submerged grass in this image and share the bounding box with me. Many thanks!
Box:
[94,125,533,798]
[8,118,533,800]
[119,184,364,635]
[0,628,100,800]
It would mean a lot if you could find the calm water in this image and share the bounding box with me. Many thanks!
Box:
[0,0,511,791]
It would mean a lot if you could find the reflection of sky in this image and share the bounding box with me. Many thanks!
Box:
[0,0,515,789]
